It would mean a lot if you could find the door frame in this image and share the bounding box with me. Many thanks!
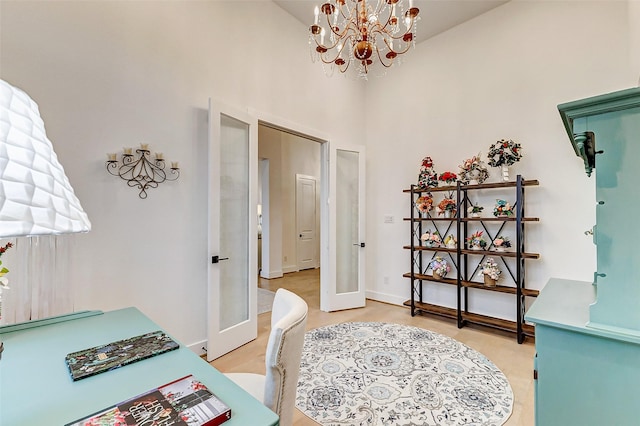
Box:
[252,109,366,313]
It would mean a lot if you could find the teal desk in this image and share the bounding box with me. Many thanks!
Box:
[0,307,279,426]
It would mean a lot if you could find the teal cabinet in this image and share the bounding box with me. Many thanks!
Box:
[526,88,640,425]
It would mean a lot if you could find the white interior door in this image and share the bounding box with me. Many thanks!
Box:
[207,99,258,361]
[321,143,366,311]
[296,174,317,271]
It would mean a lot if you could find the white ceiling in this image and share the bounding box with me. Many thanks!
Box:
[274,0,509,45]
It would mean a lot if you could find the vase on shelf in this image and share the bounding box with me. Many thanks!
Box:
[501,165,510,181]
[495,246,506,252]
[433,272,442,280]
[446,243,456,249]
[471,245,483,251]
[444,210,453,219]
[470,212,481,218]
[484,275,497,287]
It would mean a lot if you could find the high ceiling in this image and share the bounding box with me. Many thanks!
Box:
[274,0,509,45]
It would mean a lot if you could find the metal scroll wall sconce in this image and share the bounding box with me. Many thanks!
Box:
[106,144,180,199]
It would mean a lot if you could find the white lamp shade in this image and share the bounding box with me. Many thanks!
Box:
[0,79,91,237]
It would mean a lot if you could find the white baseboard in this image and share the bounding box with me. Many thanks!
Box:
[366,290,406,306]
[187,339,208,356]
[261,270,283,279]
[282,265,298,274]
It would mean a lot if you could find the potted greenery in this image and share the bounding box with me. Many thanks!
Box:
[420,230,442,248]
[478,257,501,286]
[429,256,451,280]
[493,236,512,252]
[465,230,487,250]
[467,204,484,218]
[437,197,456,218]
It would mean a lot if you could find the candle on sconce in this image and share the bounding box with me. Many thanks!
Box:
[107,153,117,161]
[123,147,133,155]
[314,5,319,25]
[155,152,164,160]
[140,143,149,151]
[171,161,179,169]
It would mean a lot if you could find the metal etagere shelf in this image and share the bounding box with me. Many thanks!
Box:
[403,175,540,343]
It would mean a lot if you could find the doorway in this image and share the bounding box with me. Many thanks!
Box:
[258,124,321,278]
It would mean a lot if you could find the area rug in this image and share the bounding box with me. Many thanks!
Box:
[295,322,513,426]
[258,288,276,315]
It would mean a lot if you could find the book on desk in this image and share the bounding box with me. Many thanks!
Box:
[66,374,232,426]
[64,330,179,381]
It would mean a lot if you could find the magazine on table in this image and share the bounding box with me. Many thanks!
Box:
[65,374,232,426]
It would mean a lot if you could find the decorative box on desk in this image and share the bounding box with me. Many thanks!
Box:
[526,87,640,425]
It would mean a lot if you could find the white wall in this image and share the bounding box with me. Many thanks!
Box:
[364,0,635,320]
[0,0,364,348]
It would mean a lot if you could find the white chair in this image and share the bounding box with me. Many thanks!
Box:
[225,288,308,426]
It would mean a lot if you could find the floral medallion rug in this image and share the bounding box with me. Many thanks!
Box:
[295,322,513,426]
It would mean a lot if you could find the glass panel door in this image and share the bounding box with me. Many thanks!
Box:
[321,143,366,311]
[207,101,257,361]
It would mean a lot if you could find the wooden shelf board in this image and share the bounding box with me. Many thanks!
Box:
[462,280,539,297]
[402,272,457,286]
[460,217,540,222]
[402,245,457,253]
[403,300,458,319]
[403,179,539,193]
[461,311,536,336]
[403,273,539,297]
[403,217,458,221]
[460,249,540,259]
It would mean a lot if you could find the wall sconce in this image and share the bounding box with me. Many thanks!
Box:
[106,144,180,199]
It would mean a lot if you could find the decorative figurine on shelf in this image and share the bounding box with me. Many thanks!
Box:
[493,236,512,252]
[493,199,514,217]
[420,230,442,248]
[478,257,501,287]
[459,153,489,184]
[438,171,458,186]
[467,204,484,218]
[417,156,438,189]
[466,230,488,250]
[429,256,451,280]
[487,139,523,181]
[444,234,457,249]
[416,193,434,215]
[437,197,456,218]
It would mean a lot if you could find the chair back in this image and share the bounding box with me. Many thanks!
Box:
[263,288,308,426]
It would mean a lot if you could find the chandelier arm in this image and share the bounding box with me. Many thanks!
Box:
[375,45,395,69]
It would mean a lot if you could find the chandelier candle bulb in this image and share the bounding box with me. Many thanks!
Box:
[314,6,319,25]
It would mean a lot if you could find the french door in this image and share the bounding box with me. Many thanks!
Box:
[321,142,366,311]
[207,100,258,361]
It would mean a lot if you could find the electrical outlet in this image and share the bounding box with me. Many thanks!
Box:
[384,215,394,223]
[284,255,288,262]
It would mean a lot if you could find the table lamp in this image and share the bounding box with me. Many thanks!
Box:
[0,78,91,359]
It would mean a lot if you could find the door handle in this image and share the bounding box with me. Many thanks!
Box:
[352,242,365,248]
[211,256,230,264]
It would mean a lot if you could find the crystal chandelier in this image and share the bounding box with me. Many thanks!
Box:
[309,0,420,78]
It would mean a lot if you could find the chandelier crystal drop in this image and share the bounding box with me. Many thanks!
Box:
[309,0,420,78]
